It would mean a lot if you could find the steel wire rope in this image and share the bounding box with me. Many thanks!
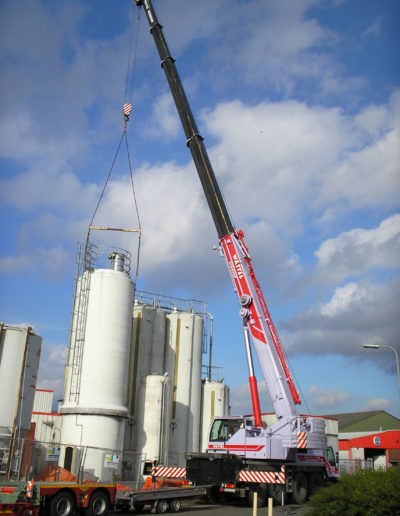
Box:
[124,129,142,280]
[85,4,142,279]
[88,131,125,229]
[284,351,312,415]
[124,5,141,106]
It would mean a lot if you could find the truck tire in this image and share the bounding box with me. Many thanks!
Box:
[246,485,267,507]
[169,499,181,512]
[50,491,75,516]
[269,483,286,505]
[86,491,109,516]
[206,486,222,504]
[291,472,308,505]
[156,500,169,513]
[308,472,323,497]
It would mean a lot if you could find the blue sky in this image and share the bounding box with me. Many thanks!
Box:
[1,0,399,417]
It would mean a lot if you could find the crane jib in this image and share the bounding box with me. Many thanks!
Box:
[137,0,301,416]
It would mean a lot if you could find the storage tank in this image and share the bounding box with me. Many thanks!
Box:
[200,379,230,452]
[135,374,171,474]
[60,249,134,481]
[127,305,167,416]
[0,325,42,447]
[124,304,167,456]
[164,312,203,466]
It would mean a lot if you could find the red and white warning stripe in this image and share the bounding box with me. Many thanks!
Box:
[152,466,186,479]
[26,480,34,498]
[297,431,307,449]
[239,466,285,484]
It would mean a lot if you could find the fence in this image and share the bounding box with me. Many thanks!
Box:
[0,435,147,486]
[339,458,374,475]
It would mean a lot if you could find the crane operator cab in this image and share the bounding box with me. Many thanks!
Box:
[207,417,268,459]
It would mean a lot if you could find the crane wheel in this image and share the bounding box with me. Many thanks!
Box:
[290,472,308,504]
[308,472,323,496]
[246,485,267,507]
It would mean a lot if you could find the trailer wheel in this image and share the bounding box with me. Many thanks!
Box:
[156,500,169,513]
[133,501,145,512]
[291,472,308,505]
[169,499,181,512]
[308,472,323,497]
[49,491,75,516]
[86,491,109,516]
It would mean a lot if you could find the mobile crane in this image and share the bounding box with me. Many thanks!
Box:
[136,0,338,505]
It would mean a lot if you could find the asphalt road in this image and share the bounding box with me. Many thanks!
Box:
[131,499,311,515]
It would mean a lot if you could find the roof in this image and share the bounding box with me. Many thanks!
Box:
[325,410,400,432]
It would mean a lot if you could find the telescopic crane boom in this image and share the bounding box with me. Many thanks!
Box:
[136,3,328,463]
[135,0,300,427]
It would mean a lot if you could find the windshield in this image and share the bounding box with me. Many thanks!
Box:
[209,418,244,442]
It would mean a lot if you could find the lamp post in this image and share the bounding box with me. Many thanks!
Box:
[363,344,400,410]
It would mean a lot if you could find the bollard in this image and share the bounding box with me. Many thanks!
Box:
[268,497,273,516]
[253,491,258,516]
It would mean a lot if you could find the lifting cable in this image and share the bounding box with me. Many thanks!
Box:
[86,3,142,281]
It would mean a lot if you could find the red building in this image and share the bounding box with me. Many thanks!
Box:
[339,429,400,469]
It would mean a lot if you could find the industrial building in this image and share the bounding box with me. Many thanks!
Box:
[52,241,229,482]
[327,411,400,471]
[0,240,229,484]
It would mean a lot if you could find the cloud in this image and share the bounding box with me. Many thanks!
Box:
[143,93,181,141]
[283,277,400,372]
[229,382,273,416]
[308,385,351,409]
[36,342,68,408]
[363,16,384,37]
[3,92,398,293]
[315,214,400,285]
[363,398,393,411]
[0,246,72,280]
[204,93,399,236]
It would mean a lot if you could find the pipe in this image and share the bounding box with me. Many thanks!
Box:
[207,313,214,381]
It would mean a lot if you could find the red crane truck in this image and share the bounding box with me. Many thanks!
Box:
[136,0,339,506]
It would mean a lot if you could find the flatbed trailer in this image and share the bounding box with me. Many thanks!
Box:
[0,480,207,515]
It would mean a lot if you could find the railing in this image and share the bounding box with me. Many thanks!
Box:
[0,436,146,485]
[339,458,374,475]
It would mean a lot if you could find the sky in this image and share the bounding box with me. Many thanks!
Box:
[1,0,399,418]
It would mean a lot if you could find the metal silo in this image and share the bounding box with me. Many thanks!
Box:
[0,325,42,478]
[123,304,167,457]
[135,374,171,472]
[200,379,230,452]
[60,245,134,481]
[165,312,203,466]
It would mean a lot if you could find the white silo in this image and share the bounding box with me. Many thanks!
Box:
[135,374,171,474]
[124,304,167,453]
[60,249,134,481]
[165,312,203,466]
[0,325,42,477]
[200,379,230,452]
